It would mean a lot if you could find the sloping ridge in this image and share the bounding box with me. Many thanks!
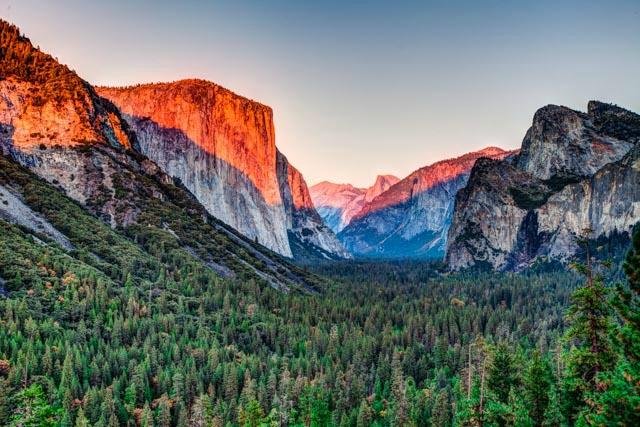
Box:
[0,19,346,265]
[338,147,514,259]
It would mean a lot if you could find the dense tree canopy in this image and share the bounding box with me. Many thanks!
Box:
[0,150,638,425]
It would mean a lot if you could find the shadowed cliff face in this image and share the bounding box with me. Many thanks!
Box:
[338,148,513,259]
[447,101,640,271]
[277,151,351,259]
[97,81,347,259]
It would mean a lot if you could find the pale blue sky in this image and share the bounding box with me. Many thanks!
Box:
[3,0,639,186]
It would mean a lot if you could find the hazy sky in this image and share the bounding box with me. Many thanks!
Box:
[3,0,639,187]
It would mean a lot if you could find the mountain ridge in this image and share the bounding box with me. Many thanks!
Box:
[0,19,347,262]
[337,147,514,259]
[310,174,399,233]
[446,101,640,270]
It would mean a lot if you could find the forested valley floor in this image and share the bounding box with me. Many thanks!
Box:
[1,184,639,426]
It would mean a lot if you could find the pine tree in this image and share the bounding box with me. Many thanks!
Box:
[487,342,517,404]
[563,232,616,423]
[590,226,640,425]
[391,349,409,425]
[356,398,374,427]
[74,407,89,427]
[431,390,452,427]
[140,403,154,427]
[523,351,552,427]
[9,384,62,426]
[156,395,172,427]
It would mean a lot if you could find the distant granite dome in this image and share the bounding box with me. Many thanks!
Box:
[310,174,399,233]
[447,101,640,271]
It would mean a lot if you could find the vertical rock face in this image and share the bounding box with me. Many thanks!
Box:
[277,151,351,259]
[310,174,399,233]
[97,81,347,258]
[516,104,633,180]
[447,102,640,271]
[338,148,513,258]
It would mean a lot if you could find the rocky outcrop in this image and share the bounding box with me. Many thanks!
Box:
[0,20,140,225]
[339,148,513,259]
[0,184,73,249]
[447,102,640,270]
[310,175,399,233]
[97,80,347,259]
[516,103,633,180]
[277,151,350,259]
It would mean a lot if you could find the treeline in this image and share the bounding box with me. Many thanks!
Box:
[0,161,639,426]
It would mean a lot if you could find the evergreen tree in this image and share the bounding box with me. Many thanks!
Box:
[563,233,616,423]
[356,398,374,427]
[590,226,640,425]
[9,384,62,427]
[487,342,517,404]
[523,351,552,427]
[431,390,452,427]
[391,349,409,425]
[74,407,89,427]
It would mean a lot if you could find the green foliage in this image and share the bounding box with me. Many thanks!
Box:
[524,351,552,426]
[587,226,640,425]
[0,153,638,425]
[562,257,616,423]
[8,383,62,426]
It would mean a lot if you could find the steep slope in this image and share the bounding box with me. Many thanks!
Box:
[310,174,399,233]
[447,101,640,271]
[339,147,513,259]
[0,19,325,289]
[276,150,351,259]
[97,81,347,259]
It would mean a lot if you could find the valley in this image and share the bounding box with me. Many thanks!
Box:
[0,14,639,427]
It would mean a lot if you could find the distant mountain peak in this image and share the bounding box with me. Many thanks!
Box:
[338,147,513,259]
[310,174,399,233]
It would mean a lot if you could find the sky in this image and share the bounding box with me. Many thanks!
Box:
[2,0,639,187]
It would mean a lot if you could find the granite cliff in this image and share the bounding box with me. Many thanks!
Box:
[447,101,640,270]
[97,81,347,259]
[0,18,345,278]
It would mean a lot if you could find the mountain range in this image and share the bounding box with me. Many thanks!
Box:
[1,19,638,272]
[311,103,639,267]
[446,101,640,270]
[313,147,513,259]
[310,174,399,233]
[0,19,348,273]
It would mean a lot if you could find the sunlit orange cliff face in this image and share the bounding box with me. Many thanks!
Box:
[0,18,347,259]
[97,80,348,257]
[0,21,132,152]
[97,80,281,205]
